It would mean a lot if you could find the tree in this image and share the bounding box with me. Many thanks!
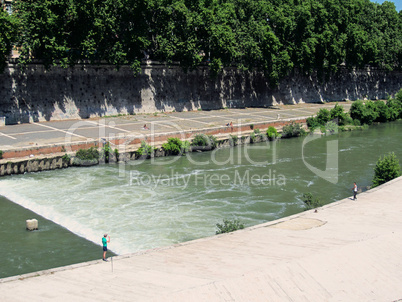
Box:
[372,152,401,187]
[0,9,18,72]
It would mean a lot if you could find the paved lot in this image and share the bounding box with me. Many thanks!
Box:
[2,176,401,301]
[0,103,351,151]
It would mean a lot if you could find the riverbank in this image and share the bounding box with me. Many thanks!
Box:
[0,102,351,176]
[2,175,402,301]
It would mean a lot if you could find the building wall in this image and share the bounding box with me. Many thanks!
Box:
[0,62,400,124]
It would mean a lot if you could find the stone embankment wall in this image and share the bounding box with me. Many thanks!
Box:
[0,117,305,176]
[0,62,400,124]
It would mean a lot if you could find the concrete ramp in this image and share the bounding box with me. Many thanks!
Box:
[2,177,402,301]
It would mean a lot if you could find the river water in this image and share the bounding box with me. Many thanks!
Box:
[1,121,401,278]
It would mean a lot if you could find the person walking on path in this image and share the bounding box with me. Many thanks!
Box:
[353,182,358,200]
[102,234,110,261]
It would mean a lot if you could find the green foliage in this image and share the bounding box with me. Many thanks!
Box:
[113,148,119,161]
[229,134,238,146]
[302,193,323,210]
[136,141,154,156]
[162,137,184,155]
[62,154,71,163]
[282,123,306,138]
[102,142,113,162]
[250,128,264,143]
[0,150,3,159]
[330,103,351,126]
[8,0,402,82]
[316,109,331,126]
[75,147,99,160]
[191,134,217,149]
[266,126,279,140]
[0,10,19,72]
[215,218,244,234]
[323,121,338,134]
[387,90,402,120]
[350,100,378,125]
[372,152,401,188]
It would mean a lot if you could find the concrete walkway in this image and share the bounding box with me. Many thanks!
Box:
[0,103,351,152]
[2,176,402,301]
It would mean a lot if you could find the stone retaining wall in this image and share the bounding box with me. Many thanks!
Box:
[0,62,400,124]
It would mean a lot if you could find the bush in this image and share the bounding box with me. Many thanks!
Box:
[0,150,3,159]
[250,128,263,143]
[216,219,244,234]
[229,134,238,146]
[62,154,70,163]
[350,100,378,125]
[75,147,99,160]
[266,126,279,140]
[330,103,351,126]
[316,108,331,126]
[191,134,217,149]
[372,152,401,188]
[374,101,390,123]
[302,193,323,210]
[350,100,365,122]
[162,137,184,155]
[282,122,306,138]
[101,142,112,162]
[323,121,338,134]
[136,141,154,156]
[306,116,320,129]
[386,98,402,121]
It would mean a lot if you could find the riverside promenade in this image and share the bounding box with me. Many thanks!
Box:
[2,176,402,301]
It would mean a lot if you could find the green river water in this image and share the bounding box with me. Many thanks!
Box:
[1,121,401,278]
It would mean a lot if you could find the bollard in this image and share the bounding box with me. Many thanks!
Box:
[26,219,38,231]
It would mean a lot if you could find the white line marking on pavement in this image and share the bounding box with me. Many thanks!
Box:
[33,123,89,139]
[0,132,17,140]
[86,121,131,133]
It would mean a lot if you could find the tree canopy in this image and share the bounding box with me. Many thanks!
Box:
[1,0,401,84]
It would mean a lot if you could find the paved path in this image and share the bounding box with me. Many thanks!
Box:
[2,176,402,301]
[0,103,351,151]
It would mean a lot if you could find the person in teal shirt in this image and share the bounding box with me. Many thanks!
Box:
[102,233,110,261]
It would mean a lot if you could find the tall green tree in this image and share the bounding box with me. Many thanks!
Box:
[0,9,19,72]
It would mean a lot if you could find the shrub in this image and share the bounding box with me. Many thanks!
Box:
[229,134,238,146]
[372,152,401,187]
[316,108,331,126]
[387,98,402,121]
[191,134,217,149]
[62,154,70,163]
[330,103,351,126]
[0,150,3,159]
[114,148,119,161]
[350,100,365,122]
[302,193,323,210]
[363,101,379,124]
[75,147,99,160]
[162,137,183,155]
[266,126,279,140]
[102,142,112,162]
[216,219,244,234]
[136,141,154,156]
[282,123,306,138]
[350,100,378,125]
[324,121,338,134]
[306,116,320,129]
[373,101,390,123]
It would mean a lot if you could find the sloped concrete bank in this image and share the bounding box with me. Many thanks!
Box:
[0,117,305,176]
[1,176,402,302]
